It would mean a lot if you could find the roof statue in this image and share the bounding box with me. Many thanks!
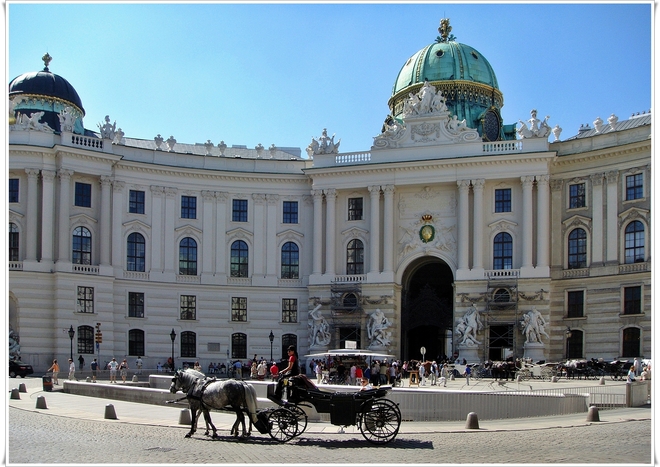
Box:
[306,128,341,158]
[517,109,551,139]
[98,115,116,140]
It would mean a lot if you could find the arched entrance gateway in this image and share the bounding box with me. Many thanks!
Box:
[401,258,454,362]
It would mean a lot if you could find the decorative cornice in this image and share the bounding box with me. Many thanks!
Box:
[551,142,650,168]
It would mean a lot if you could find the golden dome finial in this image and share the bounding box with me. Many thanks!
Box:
[437,18,456,43]
[42,53,52,71]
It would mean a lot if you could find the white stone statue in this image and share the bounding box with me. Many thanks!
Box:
[455,303,483,346]
[367,308,392,348]
[166,135,177,152]
[401,81,450,118]
[113,128,124,144]
[58,106,76,133]
[593,116,605,133]
[154,134,164,150]
[306,128,341,157]
[552,125,562,142]
[16,111,53,133]
[520,307,550,345]
[98,115,116,140]
[308,305,331,347]
[517,109,551,139]
[607,113,619,130]
[9,328,21,361]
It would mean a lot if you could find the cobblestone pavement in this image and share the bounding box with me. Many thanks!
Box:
[8,406,651,464]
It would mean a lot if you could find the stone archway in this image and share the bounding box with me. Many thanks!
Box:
[401,258,454,361]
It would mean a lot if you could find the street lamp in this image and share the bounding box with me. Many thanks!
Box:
[170,328,176,373]
[565,327,572,360]
[68,325,75,361]
[269,330,274,362]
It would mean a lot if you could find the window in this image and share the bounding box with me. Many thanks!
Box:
[281,334,297,360]
[129,190,145,214]
[181,195,197,219]
[230,240,249,277]
[179,237,197,275]
[567,291,584,318]
[493,288,510,303]
[77,325,94,354]
[231,297,247,322]
[346,239,364,275]
[75,182,92,207]
[128,329,145,356]
[180,295,196,320]
[231,333,247,359]
[493,232,513,269]
[494,188,511,213]
[282,299,298,323]
[566,330,583,359]
[569,183,586,209]
[283,201,298,224]
[567,228,587,269]
[181,331,196,358]
[9,223,19,261]
[624,221,645,264]
[77,286,94,313]
[128,292,145,318]
[348,198,363,221]
[232,199,248,222]
[623,286,642,315]
[281,242,299,279]
[621,327,641,358]
[127,232,146,272]
[343,293,359,310]
[626,173,643,200]
[72,226,92,265]
[9,178,19,203]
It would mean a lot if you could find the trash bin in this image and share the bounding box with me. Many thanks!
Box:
[42,375,53,392]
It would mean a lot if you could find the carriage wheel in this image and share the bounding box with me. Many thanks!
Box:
[267,408,298,443]
[358,399,401,445]
[287,405,308,437]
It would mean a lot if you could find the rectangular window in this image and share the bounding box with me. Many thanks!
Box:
[569,183,586,209]
[77,286,94,313]
[282,299,298,323]
[8,179,19,203]
[129,190,145,214]
[181,196,197,219]
[348,197,363,221]
[180,295,196,320]
[231,297,248,322]
[232,199,248,222]
[623,286,642,315]
[494,188,511,213]
[626,174,643,200]
[128,292,145,318]
[566,291,584,318]
[75,182,92,207]
[283,201,298,224]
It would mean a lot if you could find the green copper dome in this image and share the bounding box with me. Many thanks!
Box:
[388,20,513,141]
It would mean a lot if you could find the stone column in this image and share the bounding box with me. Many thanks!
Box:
[605,171,619,263]
[215,192,228,276]
[150,186,164,272]
[521,176,535,268]
[163,187,177,274]
[457,180,471,271]
[382,185,395,273]
[535,175,550,269]
[99,176,113,266]
[324,188,336,276]
[40,170,56,263]
[471,179,485,270]
[25,169,40,261]
[201,190,215,276]
[57,169,73,263]
[368,185,381,274]
[110,181,125,268]
[590,174,604,264]
[266,194,279,277]
[252,194,266,276]
[312,190,324,275]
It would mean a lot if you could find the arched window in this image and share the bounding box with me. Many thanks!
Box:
[77,325,94,354]
[493,232,512,270]
[281,242,299,279]
[181,331,196,358]
[179,237,197,275]
[9,223,19,261]
[621,327,641,358]
[624,221,645,264]
[568,228,587,269]
[346,239,364,275]
[281,334,297,360]
[493,288,511,304]
[231,333,247,359]
[72,226,92,265]
[127,232,146,272]
[128,329,145,356]
[230,240,249,277]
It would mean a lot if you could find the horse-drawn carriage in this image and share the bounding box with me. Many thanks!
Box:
[169,369,402,445]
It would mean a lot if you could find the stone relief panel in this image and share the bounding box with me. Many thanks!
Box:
[397,186,456,219]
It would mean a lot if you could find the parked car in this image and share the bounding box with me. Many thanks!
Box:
[9,360,34,378]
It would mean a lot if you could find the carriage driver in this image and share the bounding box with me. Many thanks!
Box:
[274,345,300,401]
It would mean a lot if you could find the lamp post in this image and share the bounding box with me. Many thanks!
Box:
[269,330,274,363]
[68,325,75,361]
[170,328,176,373]
[565,327,572,360]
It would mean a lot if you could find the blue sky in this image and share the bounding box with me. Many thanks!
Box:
[6,2,653,154]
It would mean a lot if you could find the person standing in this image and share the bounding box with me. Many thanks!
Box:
[108,357,119,383]
[270,361,279,381]
[119,359,129,383]
[135,356,143,375]
[47,359,60,385]
[440,363,449,387]
[464,364,472,386]
[633,357,641,376]
[90,358,99,382]
[257,359,267,381]
[78,355,85,371]
[350,363,357,385]
[627,364,636,384]
[68,359,76,380]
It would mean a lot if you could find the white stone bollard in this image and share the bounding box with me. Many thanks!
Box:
[36,395,48,409]
[104,404,118,419]
[10,388,20,400]
[586,405,600,422]
[179,409,192,425]
[465,412,480,429]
